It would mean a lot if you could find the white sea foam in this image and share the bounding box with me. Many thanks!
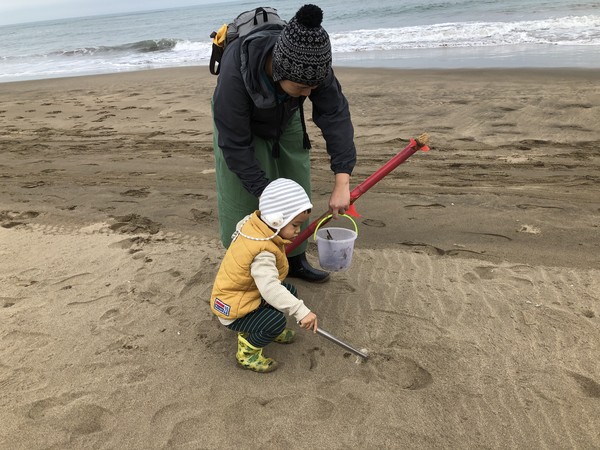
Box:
[330,15,600,53]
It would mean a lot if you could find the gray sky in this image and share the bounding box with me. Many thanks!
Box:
[0,0,218,26]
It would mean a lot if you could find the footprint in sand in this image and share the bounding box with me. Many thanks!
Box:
[119,188,150,198]
[183,193,208,200]
[108,236,151,250]
[401,241,485,257]
[473,265,497,280]
[463,265,498,283]
[190,208,213,224]
[0,221,26,229]
[0,210,40,228]
[366,353,433,390]
[2,330,50,351]
[399,241,446,256]
[362,218,385,228]
[1,296,21,308]
[27,393,115,436]
[109,214,161,234]
[150,402,213,448]
[194,319,228,349]
[165,418,212,448]
[567,371,600,398]
[21,181,46,189]
[99,308,120,321]
[306,346,325,370]
[321,278,356,294]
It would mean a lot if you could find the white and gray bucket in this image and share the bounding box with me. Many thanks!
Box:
[313,214,358,272]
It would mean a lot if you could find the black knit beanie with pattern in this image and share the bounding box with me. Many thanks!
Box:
[271,4,332,86]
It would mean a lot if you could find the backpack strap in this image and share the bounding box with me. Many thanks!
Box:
[209,24,228,75]
[299,98,312,150]
[252,7,270,25]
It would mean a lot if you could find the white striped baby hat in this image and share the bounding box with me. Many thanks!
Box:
[259,178,313,230]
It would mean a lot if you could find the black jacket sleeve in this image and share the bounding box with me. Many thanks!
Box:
[213,44,270,197]
[310,69,357,175]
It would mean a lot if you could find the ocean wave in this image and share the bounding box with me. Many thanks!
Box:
[5,14,600,63]
[57,38,180,57]
[330,15,600,52]
[172,40,210,53]
[45,14,600,61]
[2,10,600,82]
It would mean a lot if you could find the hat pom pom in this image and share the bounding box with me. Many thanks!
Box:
[296,4,323,28]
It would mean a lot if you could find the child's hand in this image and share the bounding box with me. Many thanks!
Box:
[299,312,318,333]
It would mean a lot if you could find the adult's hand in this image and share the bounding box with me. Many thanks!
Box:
[329,173,351,219]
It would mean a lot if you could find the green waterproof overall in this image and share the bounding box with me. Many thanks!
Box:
[213,111,311,257]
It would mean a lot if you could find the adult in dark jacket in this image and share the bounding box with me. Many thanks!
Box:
[212,4,357,283]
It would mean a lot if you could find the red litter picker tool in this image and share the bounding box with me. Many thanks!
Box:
[286,133,430,254]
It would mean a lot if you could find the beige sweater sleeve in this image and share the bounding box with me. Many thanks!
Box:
[251,251,311,323]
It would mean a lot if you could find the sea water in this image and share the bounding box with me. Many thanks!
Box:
[1,0,599,83]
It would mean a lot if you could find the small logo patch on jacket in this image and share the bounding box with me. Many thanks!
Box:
[214,298,231,316]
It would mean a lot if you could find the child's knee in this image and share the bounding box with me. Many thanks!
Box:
[273,312,287,334]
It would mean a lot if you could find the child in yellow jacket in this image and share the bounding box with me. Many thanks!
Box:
[210,178,318,373]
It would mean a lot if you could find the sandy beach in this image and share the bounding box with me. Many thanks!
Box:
[1,66,599,449]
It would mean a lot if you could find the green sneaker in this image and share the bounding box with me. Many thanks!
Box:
[236,334,278,373]
[274,328,296,344]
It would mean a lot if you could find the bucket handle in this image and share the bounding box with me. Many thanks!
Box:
[313,214,359,241]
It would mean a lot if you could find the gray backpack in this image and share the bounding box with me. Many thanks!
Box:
[209,7,286,75]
